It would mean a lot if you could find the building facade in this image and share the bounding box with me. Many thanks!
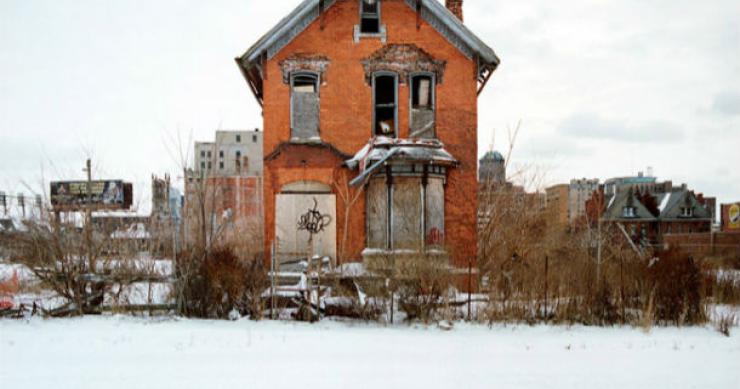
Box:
[236,0,499,281]
[194,130,263,177]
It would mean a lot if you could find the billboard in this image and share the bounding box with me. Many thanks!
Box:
[50,180,133,211]
[730,204,740,230]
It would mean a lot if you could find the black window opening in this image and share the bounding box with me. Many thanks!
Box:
[219,150,224,158]
[236,135,241,143]
[410,74,435,138]
[219,162,224,170]
[290,72,320,140]
[252,134,258,143]
[360,0,380,33]
[373,73,397,137]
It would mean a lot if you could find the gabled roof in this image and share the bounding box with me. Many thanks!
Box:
[604,190,656,221]
[236,0,500,104]
[658,190,712,220]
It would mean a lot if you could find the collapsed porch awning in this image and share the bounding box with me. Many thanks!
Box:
[346,137,458,186]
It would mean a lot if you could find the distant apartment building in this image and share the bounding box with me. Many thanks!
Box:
[569,178,600,225]
[544,178,600,230]
[186,130,264,243]
[194,130,263,177]
[545,184,569,228]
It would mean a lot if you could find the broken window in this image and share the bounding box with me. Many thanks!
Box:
[290,72,320,141]
[360,0,380,34]
[373,73,397,137]
[410,74,435,138]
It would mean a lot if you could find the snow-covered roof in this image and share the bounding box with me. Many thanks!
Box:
[239,0,499,66]
[346,137,458,186]
[236,0,500,103]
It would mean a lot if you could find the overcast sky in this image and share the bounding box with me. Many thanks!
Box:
[1,0,738,210]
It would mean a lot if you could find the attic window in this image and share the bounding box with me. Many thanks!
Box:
[680,207,694,217]
[360,0,380,33]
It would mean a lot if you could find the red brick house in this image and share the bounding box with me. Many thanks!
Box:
[236,0,499,281]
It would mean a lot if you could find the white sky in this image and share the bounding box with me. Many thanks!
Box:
[1,0,739,210]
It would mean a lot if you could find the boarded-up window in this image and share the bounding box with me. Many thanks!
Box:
[366,177,388,249]
[410,74,435,138]
[291,73,320,141]
[392,177,422,250]
[425,177,445,247]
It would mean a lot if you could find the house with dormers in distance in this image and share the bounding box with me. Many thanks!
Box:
[235,0,499,286]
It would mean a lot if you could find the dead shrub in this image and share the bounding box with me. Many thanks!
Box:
[177,246,268,319]
[649,249,706,326]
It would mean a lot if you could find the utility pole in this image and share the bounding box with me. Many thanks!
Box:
[17,193,25,219]
[0,191,7,216]
[84,159,94,273]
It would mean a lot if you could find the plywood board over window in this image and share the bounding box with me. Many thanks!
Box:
[392,177,422,250]
[425,177,445,247]
[366,177,388,249]
[290,73,320,141]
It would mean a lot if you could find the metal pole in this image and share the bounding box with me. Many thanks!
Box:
[270,240,274,319]
[467,259,472,321]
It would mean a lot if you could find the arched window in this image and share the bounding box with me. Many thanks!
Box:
[290,72,320,141]
[372,72,397,137]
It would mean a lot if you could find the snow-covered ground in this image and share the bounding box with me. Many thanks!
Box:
[1,317,738,389]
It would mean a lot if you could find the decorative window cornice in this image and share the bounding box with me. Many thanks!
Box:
[279,54,331,84]
[361,44,446,84]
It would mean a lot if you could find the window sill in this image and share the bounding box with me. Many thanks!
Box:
[354,25,387,43]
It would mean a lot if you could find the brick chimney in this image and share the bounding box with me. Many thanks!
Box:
[445,0,464,22]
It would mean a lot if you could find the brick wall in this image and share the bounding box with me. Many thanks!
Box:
[260,0,480,271]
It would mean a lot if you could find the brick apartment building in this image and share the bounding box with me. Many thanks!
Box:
[236,0,499,277]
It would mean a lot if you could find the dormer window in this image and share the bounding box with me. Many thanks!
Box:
[622,206,636,218]
[680,207,694,217]
[360,0,380,33]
